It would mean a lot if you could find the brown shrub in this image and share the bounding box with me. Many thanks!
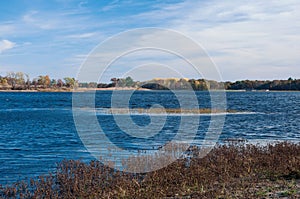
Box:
[1,142,299,198]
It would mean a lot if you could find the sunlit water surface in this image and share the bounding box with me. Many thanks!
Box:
[0,91,299,184]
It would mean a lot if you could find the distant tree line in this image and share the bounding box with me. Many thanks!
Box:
[0,72,77,90]
[79,77,138,89]
[138,77,300,91]
[1,72,299,91]
[223,78,300,91]
[98,77,300,91]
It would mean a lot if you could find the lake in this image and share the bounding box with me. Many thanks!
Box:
[0,91,299,184]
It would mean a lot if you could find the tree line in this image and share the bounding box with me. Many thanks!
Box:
[99,77,300,91]
[0,72,76,90]
[139,77,300,91]
[1,72,299,91]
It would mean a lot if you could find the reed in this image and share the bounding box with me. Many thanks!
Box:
[1,142,299,198]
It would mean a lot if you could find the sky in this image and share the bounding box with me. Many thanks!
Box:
[0,0,299,82]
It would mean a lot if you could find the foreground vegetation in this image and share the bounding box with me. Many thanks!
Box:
[0,142,299,198]
[1,72,300,91]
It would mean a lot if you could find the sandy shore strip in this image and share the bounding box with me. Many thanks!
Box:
[0,87,151,92]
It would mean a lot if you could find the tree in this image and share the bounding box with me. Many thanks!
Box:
[0,78,7,85]
[6,72,25,89]
[6,72,16,89]
[88,82,97,88]
[37,75,48,88]
[64,77,76,88]
[57,79,64,87]
[51,79,57,87]
[25,74,30,89]
[288,77,293,90]
[125,76,134,87]
[34,75,50,88]
[0,77,8,89]
[32,78,38,89]
[44,75,51,88]
[15,72,25,86]
[116,78,125,87]
[110,78,119,87]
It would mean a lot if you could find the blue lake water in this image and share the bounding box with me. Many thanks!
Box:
[0,91,299,184]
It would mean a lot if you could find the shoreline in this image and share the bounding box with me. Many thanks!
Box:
[0,89,299,92]
[0,87,151,92]
[1,86,300,93]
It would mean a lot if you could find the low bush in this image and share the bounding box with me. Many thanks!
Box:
[1,142,299,198]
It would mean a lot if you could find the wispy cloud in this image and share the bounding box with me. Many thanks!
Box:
[67,32,97,39]
[22,11,57,30]
[0,0,299,80]
[101,0,120,12]
[135,0,300,80]
[0,39,15,53]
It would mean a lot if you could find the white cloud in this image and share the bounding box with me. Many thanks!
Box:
[67,32,97,39]
[0,39,16,53]
[1,0,299,80]
[128,0,300,80]
[22,11,58,30]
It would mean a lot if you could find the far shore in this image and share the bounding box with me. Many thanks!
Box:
[0,87,151,92]
[0,88,299,92]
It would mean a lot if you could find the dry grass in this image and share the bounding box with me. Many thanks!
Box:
[1,142,300,198]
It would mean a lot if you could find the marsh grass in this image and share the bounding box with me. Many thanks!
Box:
[1,142,299,198]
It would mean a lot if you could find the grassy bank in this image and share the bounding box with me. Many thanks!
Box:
[1,142,299,198]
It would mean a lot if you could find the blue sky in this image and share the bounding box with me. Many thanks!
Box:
[0,0,299,81]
